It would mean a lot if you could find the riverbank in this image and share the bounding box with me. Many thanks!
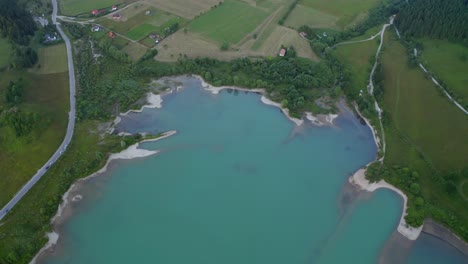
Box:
[192,75,338,127]
[30,130,177,264]
[422,219,468,256]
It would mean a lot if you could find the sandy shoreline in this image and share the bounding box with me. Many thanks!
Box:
[30,130,177,264]
[192,75,338,127]
[121,93,163,116]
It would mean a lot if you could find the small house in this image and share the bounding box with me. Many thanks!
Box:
[279,48,286,57]
[112,13,121,20]
[145,10,152,16]
[109,31,116,38]
[91,25,100,32]
[91,9,99,16]
[299,32,307,38]
[322,32,328,37]
[111,5,118,11]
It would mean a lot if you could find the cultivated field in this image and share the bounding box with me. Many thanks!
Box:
[32,44,68,74]
[146,0,220,19]
[285,4,339,29]
[0,38,10,68]
[98,4,185,41]
[419,38,468,106]
[59,0,137,16]
[122,41,149,60]
[259,26,319,61]
[287,0,381,30]
[189,0,269,44]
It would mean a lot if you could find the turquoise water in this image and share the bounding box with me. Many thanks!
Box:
[42,77,467,264]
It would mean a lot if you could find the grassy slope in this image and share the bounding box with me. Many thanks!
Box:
[332,33,379,94]
[381,32,468,233]
[285,4,339,30]
[189,0,269,44]
[419,39,468,106]
[0,38,11,68]
[298,0,381,29]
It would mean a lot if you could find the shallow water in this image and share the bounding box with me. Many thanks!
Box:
[42,77,467,264]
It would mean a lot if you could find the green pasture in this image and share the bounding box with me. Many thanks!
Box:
[285,4,339,29]
[419,38,468,106]
[126,23,159,40]
[59,0,122,16]
[0,38,11,68]
[33,44,68,74]
[189,0,269,44]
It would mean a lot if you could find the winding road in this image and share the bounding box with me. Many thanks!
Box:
[0,0,76,221]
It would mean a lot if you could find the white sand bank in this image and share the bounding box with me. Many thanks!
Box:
[121,93,163,116]
[305,112,338,126]
[349,167,423,240]
[193,75,305,126]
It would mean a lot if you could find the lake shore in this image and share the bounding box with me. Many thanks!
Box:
[192,75,338,127]
[30,130,177,264]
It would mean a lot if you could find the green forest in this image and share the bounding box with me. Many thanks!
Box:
[396,0,468,45]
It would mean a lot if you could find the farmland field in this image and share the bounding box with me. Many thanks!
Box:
[259,25,318,61]
[126,23,159,40]
[33,44,68,74]
[122,41,148,60]
[419,39,468,106]
[285,4,339,29]
[59,0,136,16]
[189,0,269,44]
[291,0,382,30]
[147,0,220,19]
[0,38,10,68]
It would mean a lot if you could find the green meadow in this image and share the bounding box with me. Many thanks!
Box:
[0,38,11,68]
[189,0,269,44]
[381,32,468,235]
[59,0,119,15]
[419,38,468,107]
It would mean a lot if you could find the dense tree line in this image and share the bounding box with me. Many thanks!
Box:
[395,0,468,45]
[0,0,36,46]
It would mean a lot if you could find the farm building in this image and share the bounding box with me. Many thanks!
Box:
[91,25,101,32]
[279,48,286,57]
[91,9,99,16]
[111,5,118,11]
[109,31,116,38]
[112,13,121,20]
[299,32,307,38]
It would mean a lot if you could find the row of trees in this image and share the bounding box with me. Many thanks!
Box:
[395,0,468,45]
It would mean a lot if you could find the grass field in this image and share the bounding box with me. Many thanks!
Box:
[381,32,468,229]
[0,72,69,207]
[32,44,68,74]
[59,0,135,16]
[147,0,220,19]
[332,33,379,95]
[285,4,339,29]
[122,41,148,60]
[292,0,381,30]
[189,0,269,44]
[126,23,159,40]
[0,38,11,68]
[419,39,468,106]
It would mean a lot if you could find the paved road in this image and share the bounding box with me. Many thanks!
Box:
[0,0,76,221]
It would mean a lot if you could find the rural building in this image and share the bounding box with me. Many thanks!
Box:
[299,32,307,38]
[111,5,118,11]
[91,9,99,16]
[91,25,101,32]
[279,48,286,57]
[145,10,152,15]
[109,31,116,38]
[112,13,121,20]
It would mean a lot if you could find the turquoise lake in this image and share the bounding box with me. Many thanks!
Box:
[43,77,467,264]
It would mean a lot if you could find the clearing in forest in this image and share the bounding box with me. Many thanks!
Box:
[189,0,269,44]
[32,44,68,74]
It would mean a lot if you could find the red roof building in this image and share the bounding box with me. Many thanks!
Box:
[111,5,118,11]
[279,48,286,57]
[91,9,99,15]
[108,31,116,38]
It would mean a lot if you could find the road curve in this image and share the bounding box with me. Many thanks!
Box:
[0,0,76,221]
